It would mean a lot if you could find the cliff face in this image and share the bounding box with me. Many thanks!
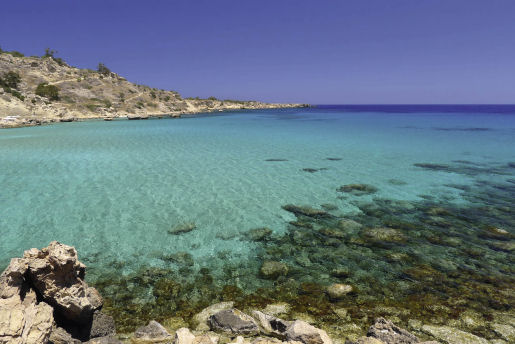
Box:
[0,53,306,128]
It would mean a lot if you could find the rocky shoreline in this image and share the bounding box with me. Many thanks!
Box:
[0,52,308,129]
[2,242,511,344]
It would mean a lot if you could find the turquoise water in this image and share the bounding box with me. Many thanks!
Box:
[1,106,514,333]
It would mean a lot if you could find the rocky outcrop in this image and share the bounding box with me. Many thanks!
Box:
[0,241,112,344]
[209,309,259,335]
[284,321,332,344]
[366,318,419,344]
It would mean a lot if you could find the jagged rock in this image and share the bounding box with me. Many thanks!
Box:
[48,326,81,344]
[285,320,332,344]
[193,302,234,331]
[251,311,291,338]
[420,324,489,344]
[89,311,116,338]
[325,284,353,300]
[174,328,196,344]
[367,318,418,344]
[259,261,289,280]
[24,241,103,324]
[133,320,172,342]
[209,309,259,335]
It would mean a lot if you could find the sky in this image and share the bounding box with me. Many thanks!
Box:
[2,0,514,104]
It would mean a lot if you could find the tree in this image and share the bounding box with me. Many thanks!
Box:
[44,48,57,58]
[97,63,111,76]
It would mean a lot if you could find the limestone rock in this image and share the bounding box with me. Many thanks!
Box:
[133,320,172,342]
[48,326,81,344]
[352,337,384,344]
[209,309,259,335]
[326,284,353,300]
[168,222,196,235]
[259,261,289,280]
[262,303,291,317]
[420,324,489,344]
[174,328,196,344]
[84,336,123,344]
[24,241,103,324]
[285,320,332,344]
[366,318,418,344]
[491,323,515,342]
[193,302,235,331]
[89,311,116,338]
[251,311,291,338]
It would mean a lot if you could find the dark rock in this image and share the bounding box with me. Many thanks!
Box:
[367,317,419,344]
[259,261,289,280]
[265,159,288,162]
[49,326,81,344]
[89,311,116,338]
[337,184,378,196]
[282,204,330,218]
[245,227,273,242]
[84,336,123,344]
[209,309,259,335]
[168,222,196,235]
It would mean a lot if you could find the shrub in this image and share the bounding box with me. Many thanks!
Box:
[6,51,24,57]
[208,96,218,101]
[10,90,25,101]
[97,63,111,76]
[103,99,112,108]
[43,48,57,58]
[35,83,59,101]
[163,95,171,102]
[150,91,156,99]
[2,71,21,88]
[85,104,99,111]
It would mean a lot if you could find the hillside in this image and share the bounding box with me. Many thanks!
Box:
[0,51,306,128]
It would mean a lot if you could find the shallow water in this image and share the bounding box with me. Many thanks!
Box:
[1,105,514,336]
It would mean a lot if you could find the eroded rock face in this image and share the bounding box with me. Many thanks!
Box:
[366,318,419,344]
[24,241,103,324]
[0,242,107,344]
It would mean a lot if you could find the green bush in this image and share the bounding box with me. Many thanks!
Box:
[150,91,156,99]
[35,83,59,101]
[2,71,21,88]
[10,90,25,101]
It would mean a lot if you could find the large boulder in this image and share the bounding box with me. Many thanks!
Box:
[420,324,489,344]
[24,241,103,324]
[209,309,259,335]
[193,302,234,331]
[366,318,418,344]
[133,320,172,342]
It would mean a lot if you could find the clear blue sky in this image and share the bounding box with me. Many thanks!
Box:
[2,0,514,104]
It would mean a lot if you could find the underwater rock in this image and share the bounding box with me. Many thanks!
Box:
[337,184,378,196]
[321,204,338,211]
[488,241,515,253]
[326,284,353,300]
[282,205,330,218]
[262,303,292,317]
[209,309,259,335]
[133,320,172,342]
[420,324,489,344]
[265,159,288,162]
[245,227,273,242]
[168,222,197,235]
[388,179,407,186]
[285,320,332,344]
[194,302,235,331]
[259,261,289,280]
[478,226,512,240]
[326,158,342,161]
[302,168,319,173]
[89,310,116,339]
[319,227,345,239]
[361,227,406,244]
[162,252,195,266]
[330,268,350,278]
[337,219,363,231]
[367,318,419,344]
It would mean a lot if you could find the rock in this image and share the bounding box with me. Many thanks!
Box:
[282,205,330,218]
[361,228,406,244]
[209,309,259,335]
[319,228,345,239]
[245,228,273,242]
[251,311,291,338]
[84,336,123,344]
[491,323,515,342]
[352,337,384,344]
[337,184,378,196]
[168,222,197,235]
[330,268,350,278]
[285,320,332,344]
[326,284,353,300]
[420,324,489,344]
[251,338,283,344]
[89,311,116,338]
[24,241,103,324]
[193,302,235,331]
[367,318,418,344]
[49,326,81,344]
[259,261,289,280]
[174,327,196,344]
[133,320,172,342]
[337,219,363,231]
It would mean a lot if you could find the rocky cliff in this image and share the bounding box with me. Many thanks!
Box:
[0,52,306,128]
